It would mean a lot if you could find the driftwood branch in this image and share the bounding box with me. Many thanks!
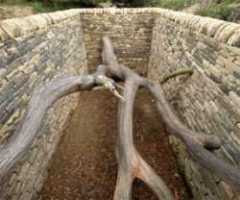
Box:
[100,36,240,197]
[115,78,173,200]
[0,35,240,199]
[0,72,123,182]
[146,83,240,190]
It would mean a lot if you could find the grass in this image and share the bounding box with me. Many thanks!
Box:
[31,1,64,13]
[0,0,29,6]
[143,0,240,21]
[196,0,240,21]
[158,0,195,10]
[142,0,196,10]
[1,0,240,22]
[196,4,232,20]
[0,0,80,13]
[28,1,112,13]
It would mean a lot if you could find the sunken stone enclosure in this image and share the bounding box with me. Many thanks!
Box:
[0,8,240,200]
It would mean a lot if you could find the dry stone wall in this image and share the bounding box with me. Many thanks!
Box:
[0,10,87,200]
[0,8,155,200]
[1,7,240,200]
[80,9,154,75]
[148,9,240,200]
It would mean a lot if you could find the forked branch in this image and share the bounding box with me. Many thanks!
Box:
[0,36,240,200]
[100,36,240,198]
[0,72,123,182]
[114,78,173,199]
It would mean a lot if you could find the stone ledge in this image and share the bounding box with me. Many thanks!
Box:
[0,9,82,42]
[78,8,240,47]
[1,7,240,46]
[152,8,240,47]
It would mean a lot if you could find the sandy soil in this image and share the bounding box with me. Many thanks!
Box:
[39,89,191,200]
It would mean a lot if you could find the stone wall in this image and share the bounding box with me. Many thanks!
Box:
[0,8,155,200]
[1,7,240,200]
[148,8,240,200]
[0,10,87,200]
[80,9,154,75]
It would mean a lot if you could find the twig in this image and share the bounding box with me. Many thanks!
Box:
[160,68,193,84]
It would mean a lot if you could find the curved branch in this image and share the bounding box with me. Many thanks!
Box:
[114,168,134,200]
[114,79,139,200]
[146,83,240,191]
[137,155,173,200]
[146,83,221,150]
[145,82,240,190]
[0,72,122,182]
[1,35,240,200]
[102,36,240,194]
[160,68,193,84]
[102,37,174,199]
[114,78,173,200]
[0,75,94,181]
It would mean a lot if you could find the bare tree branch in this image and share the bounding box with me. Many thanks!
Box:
[101,36,240,195]
[0,35,240,200]
[101,37,174,199]
[0,72,122,182]
[114,77,173,200]
[146,82,240,191]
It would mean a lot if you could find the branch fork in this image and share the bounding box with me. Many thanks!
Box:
[0,36,240,199]
[95,74,125,101]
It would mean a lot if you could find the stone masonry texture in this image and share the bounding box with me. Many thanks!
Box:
[0,10,87,200]
[148,8,240,200]
[0,7,240,200]
[81,10,154,75]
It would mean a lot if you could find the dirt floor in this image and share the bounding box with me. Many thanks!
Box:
[39,89,191,200]
[0,4,190,199]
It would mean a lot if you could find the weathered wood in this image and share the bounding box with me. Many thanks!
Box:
[115,78,173,200]
[146,82,240,191]
[0,72,123,183]
[101,36,240,198]
[1,35,240,199]
[101,36,174,199]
